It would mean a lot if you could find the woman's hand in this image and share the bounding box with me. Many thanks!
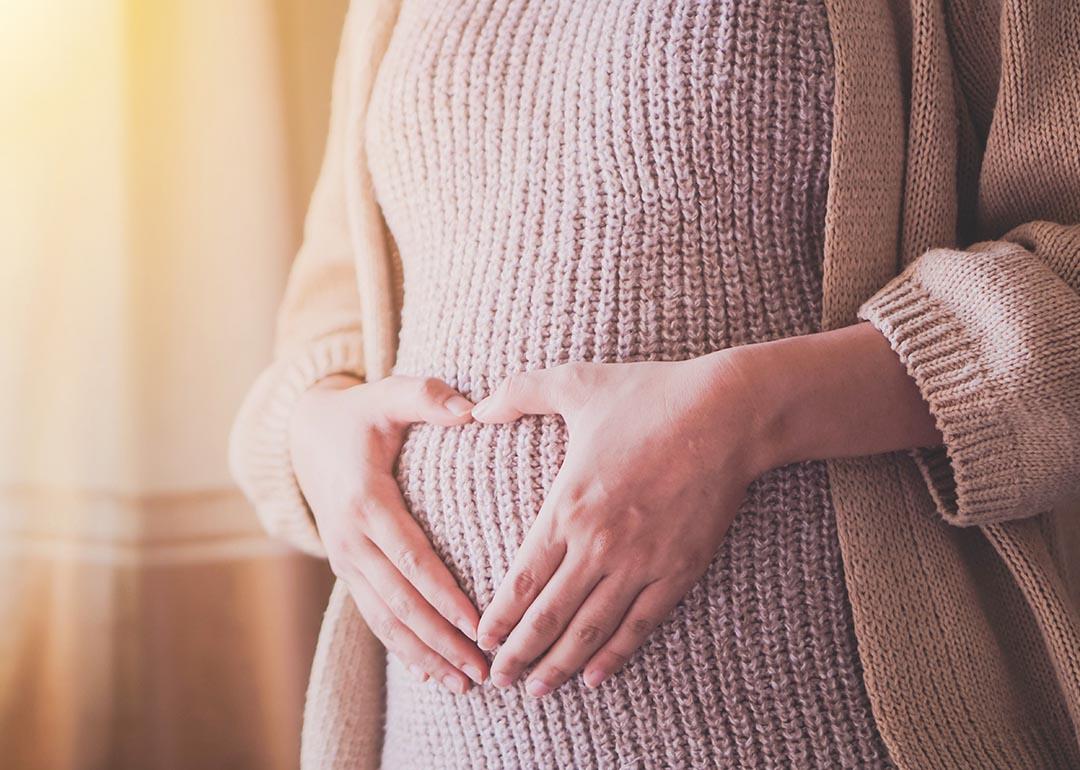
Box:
[290,373,489,694]
[470,353,766,696]
[468,323,943,697]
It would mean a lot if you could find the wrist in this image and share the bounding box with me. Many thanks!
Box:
[690,345,791,482]
[738,341,804,473]
[710,323,942,475]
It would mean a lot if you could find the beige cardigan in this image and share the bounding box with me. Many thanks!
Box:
[229,0,1080,766]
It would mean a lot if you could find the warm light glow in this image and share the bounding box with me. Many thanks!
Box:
[0,3,347,767]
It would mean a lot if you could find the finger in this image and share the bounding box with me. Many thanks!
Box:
[374,375,475,427]
[523,575,643,697]
[356,538,489,686]
[471,364,582,423]
[489,555,603,688]
[345,571,474,695]
[581,579,683,689]
[476,511,566,651]
[362,474,481,640]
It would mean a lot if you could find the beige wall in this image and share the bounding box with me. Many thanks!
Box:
[0,1,349,767]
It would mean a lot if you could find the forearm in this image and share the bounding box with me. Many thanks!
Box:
[717,322,942,475]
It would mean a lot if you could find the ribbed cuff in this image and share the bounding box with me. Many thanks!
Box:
[858,265,1021,526]
[229,333,366,557]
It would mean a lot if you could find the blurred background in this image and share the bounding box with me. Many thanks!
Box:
[0,1,349,767]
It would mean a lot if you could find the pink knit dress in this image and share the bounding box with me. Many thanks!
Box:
[365,0,894,766]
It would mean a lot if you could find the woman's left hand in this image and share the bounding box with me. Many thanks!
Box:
[469,352,769,696]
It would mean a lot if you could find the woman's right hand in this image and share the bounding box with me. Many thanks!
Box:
[290,373,488,694]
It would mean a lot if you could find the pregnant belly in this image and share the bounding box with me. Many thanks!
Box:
[384,412,887,769]
[393,416,568,607]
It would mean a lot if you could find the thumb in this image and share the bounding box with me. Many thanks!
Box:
[377,376,475,427]
[471,367,570,423]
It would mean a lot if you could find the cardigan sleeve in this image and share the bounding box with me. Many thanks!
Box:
[856,1,1080,527]
[858,224,1080,526]
[228,6,366,559]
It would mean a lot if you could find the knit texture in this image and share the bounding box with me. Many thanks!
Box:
[364,1,890,767]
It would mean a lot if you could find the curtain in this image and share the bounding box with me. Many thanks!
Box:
[0,1,348,767]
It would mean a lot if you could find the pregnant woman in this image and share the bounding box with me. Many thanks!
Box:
[231,0,1080,767]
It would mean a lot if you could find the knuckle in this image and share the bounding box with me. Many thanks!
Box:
[560,501,592,530]
[330,537,354,559]
[482,618,510,640]
[329,540,368,577]
[529,608,562,636]
[558,361,586,385]
[393,544,423,579]
[496,653,528,673]
[574,622,606,646]
[386,591,413,622]
[559,362,592,403]
[435,641,466,669]
[629,615,655,637]
[421,652,445,674]
[557,487,610,529]
[541,664,571,685]
[585,525,620,560]
[435,598,461,625]
[564,480,591,508]
[344,486,379,523]
[333,530,367,558]
[418,377,445,403]
[502,372,527,400]
[511,569,538,600]
[377,614,400,643]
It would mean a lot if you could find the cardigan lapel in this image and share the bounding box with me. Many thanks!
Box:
[819,0,912,762]
[820,0,906,331]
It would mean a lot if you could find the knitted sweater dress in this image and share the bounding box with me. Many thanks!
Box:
[364,0,894,767]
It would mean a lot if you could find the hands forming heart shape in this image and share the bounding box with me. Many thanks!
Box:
[292,350,760,697]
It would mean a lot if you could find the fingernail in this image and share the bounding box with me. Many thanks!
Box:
[583,669,607,689]
[444,395,474,416]
[470,399,493,420]
[408,664,428,682]
[457,618,477,641]
[442,674,467,694]
[526,678,551,698]
[477,633,499,651]
[462,664,484,685]
[491,670,513,688]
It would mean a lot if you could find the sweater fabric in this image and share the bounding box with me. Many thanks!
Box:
[227,1,1080,768]
[363,0,890,767]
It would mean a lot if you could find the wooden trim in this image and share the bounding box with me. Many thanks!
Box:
[0,484,293,564]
